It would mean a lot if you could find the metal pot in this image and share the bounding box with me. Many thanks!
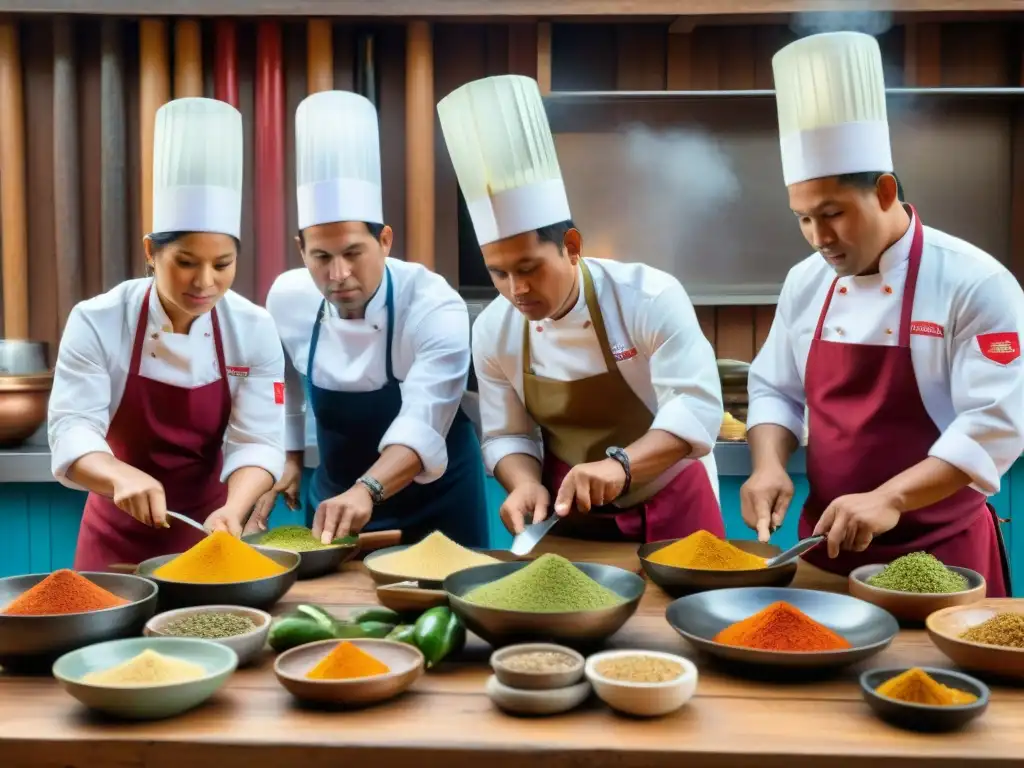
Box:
[0,340,49,375]
[0,373,53,446]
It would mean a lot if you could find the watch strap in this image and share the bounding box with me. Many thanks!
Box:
[605,446,632,496]
[357,476,385,505]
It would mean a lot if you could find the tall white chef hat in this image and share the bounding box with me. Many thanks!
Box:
[437,74,571,246]
[772,31,892,186]
[152,97,243,238]
[295,90,383,230]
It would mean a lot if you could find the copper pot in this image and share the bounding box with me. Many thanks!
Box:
[0,372,52,446]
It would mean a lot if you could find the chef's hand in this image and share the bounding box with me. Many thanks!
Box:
[312,484,373,544]
[740,466,794,542]
[245,455,302,535]
[499,482,551,535]
[112,466,168,528]
[813,491,901,558]
[554,459,627,518]
[204,507,245,537]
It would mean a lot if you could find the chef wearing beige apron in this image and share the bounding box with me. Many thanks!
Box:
[437,75,725,543]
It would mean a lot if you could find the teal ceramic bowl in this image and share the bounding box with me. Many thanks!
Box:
[52,637,237,720]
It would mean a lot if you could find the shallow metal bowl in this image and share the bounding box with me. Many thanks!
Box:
[241,533,357,580]
[135,546,299,611]
[444,561,645,650]
[0,571,158,672]
[666,586,898,670]
[638,538,797,595]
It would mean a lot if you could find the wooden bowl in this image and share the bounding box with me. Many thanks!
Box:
[849,564,985,623]
[926,599,1024,679]
[375,581,448,613]
[273,639,424,707]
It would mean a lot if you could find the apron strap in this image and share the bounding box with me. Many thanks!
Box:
[812,278,840,342]
[898,205,924,348]
[131,284,156,375]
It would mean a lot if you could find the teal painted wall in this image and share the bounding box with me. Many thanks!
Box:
[3,465,1018,595]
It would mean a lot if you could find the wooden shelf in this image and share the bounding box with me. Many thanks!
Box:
[4,0,1022,17]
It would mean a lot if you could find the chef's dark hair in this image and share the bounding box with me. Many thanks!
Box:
[145,231,241,275]
[837,171,905,202]
[297,221,386,249]
[535,220,577,252]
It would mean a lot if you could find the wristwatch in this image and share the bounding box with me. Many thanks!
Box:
[605,446,632,496]
[356,475,385,505]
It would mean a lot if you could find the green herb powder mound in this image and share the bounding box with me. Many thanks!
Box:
[162,612,257,639]
[464,554,625,612]
[866,551,969,594]
[258,525,335,552]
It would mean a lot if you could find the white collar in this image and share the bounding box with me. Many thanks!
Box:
[147,281,213,337]
[877,210,916,275]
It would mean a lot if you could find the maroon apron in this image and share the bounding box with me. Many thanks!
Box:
[73,285,232,570]
[798,207,1010,596]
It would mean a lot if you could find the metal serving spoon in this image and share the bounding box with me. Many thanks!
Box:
[764,535,825,568]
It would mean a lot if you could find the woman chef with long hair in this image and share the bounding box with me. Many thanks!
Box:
[47,98,286,570]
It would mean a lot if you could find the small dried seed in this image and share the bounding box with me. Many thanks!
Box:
[595,655,683,683]
[501,651,577,674]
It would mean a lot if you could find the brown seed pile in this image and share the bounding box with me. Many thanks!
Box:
[502,651,578,674]
[595,655,683,683]
[960,613,1024,648]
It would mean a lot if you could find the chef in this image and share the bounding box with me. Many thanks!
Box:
[253,90,488,547]
[742,31,1024,596]
[437,74,725,542]
[48,97,286,570]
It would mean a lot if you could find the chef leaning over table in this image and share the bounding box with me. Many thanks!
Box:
[438,74,725,543]
[741,31,1024,597]
[47,98,286,571]
[251,90,488,547]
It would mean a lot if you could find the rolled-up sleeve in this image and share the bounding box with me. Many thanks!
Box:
[379,296,471,484]
[222,313,287,483]
[472,317,542,474]
[928,272,1024,495]
[282,351,306,452]
[747,278,807,440]
[48,306,115,490]
[635,282,723,459]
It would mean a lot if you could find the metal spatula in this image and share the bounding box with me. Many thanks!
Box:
[764,535,824,568]
[510,515,559,557]
[166,510,210,535]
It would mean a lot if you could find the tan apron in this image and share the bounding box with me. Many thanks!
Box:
[521,259,723,542]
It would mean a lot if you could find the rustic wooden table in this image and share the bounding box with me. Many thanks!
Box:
[2,537,1022,768]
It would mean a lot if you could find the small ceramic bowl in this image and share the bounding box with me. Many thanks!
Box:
[274,638,424,707]
[859,667,989,731]
[485,674,592,716]
[490,643,585,690]
[584,649,697,717]
[144,605,271,667]
[52,637,237,720]
[849,564,985,623]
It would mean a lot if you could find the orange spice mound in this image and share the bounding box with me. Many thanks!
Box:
[306,641,390,681]
[713,601,851,652]
[2,569,129,616]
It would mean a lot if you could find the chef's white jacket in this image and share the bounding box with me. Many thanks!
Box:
[748,218,1024,495]
[473,257,724,506]
[266,257,472,484]
[48,278,286,490]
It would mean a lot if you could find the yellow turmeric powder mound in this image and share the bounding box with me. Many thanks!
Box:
[306,641,390,681]
[876,668,977,706]
[647,530,766,571]
[153,530,287,583]
[83,649,206,686]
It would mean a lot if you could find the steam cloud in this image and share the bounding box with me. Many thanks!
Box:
[790,10,895,37]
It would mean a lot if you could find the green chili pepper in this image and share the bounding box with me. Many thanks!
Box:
[386,624,417,645]
[351,607,402,625]
[294,604,337,632]
[268,617,337,652]
[357,620,396,638]
[414,606,464,669]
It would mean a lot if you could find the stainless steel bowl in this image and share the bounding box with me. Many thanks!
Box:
[666,586,899,670]
[241,533,357,580]
[0,571,158,672]
[444,561,645,650]
[0,340,49,375]
[638,538,797,595]
[0,373,52,446]
[135,546,299,610]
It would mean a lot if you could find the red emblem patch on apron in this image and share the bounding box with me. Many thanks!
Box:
[274,382,285,404]
[977,332,1020,365]
[612,346,638,362]
[910,321,944,338]
[226,366,250,378]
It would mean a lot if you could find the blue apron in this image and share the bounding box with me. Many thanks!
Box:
[304,268,488,548]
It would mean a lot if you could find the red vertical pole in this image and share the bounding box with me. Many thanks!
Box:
[254,21,284,306]
[213,20,238,108]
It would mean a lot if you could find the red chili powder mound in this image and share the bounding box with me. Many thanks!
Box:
[2,569,129,616]
[713,601,851,652]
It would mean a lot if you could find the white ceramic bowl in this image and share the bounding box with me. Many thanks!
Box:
[144,605,271,667]
[584,649,697,717]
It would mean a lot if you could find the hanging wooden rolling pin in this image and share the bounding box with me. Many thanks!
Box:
[0,20,28,339]
[174,19,203,99]
[100,18,129,290]
[139,19,170,242]
[255,20,285,306]
[405,21,434,271]
[307,19,333,94]
[214,20,239,107]
[53,16,83,336]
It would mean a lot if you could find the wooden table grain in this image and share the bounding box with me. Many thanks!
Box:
[2,536,1022,768]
